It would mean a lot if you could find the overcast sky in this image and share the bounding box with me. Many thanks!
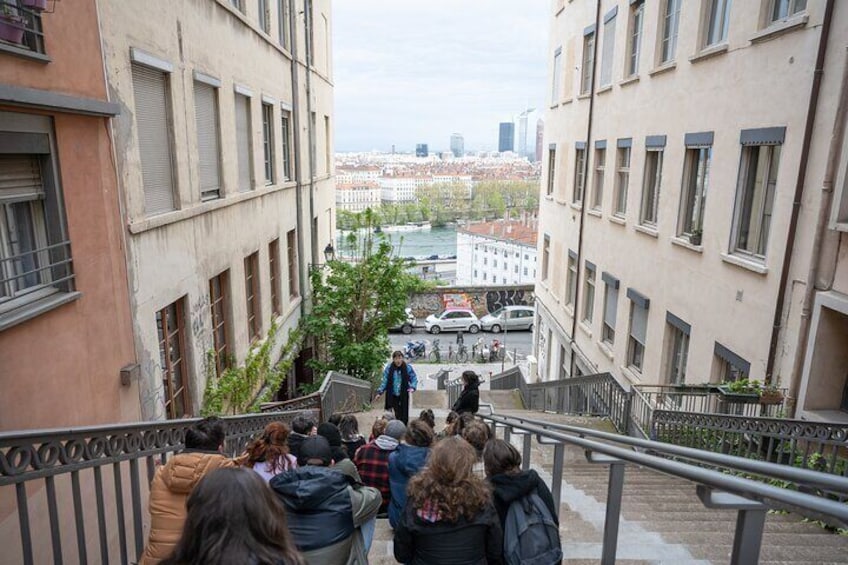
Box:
[333,1,550,153]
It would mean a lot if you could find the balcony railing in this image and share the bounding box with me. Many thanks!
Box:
[0,0,46,56]
[0,239,74,309]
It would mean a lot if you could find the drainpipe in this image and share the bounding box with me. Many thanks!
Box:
[787,43,848,415]
[304,0,318,266]
[765,0,834,396]
[289,0,306,319]
[569,0,601,378]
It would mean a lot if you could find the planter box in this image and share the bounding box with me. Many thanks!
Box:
[717,385,759,403]
[759,392,784,405]
[0,16,24,45]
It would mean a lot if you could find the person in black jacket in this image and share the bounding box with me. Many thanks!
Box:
[452,370,480,415]
[393,436,503,565]
[483,438,559,530]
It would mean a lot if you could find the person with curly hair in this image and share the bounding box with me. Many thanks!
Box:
[393,436,503,564]
[159,467,304,565]
[242,422,298,482]
[417,409,436,431]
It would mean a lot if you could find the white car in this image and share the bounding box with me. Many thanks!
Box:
[424,308,480,334]
[480,305,535,333]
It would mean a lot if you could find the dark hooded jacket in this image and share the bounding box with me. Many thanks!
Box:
[452,382,480,415]
[388,444,430,528]
[287,432,309,461]
[488,469,559,529]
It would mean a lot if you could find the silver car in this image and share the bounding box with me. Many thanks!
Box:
[480,305,535,333]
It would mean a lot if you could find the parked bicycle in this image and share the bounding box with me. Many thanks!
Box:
[428,339,442,363]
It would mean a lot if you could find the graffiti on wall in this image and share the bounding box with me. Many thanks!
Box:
[485,289,533,313]
[409,285,536,318]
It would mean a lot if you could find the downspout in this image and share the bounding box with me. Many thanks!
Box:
[569,0,601,378]
[765,0,834,395]
[304,0,318,266]
[788,43,848,415]
[289,0,306,319]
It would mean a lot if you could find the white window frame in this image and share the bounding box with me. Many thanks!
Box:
[580,31,595,95]
[546,146,556,196]
[541,235,550,281]
[731,142,782,260]
[640,148,663,226]
[659,0,681,64]
[769,0,806,24]
[614,145,630,217]
[261,102,275,184]
[600,10,616,88]
[704,0,732,48]
[678,146,711,236]
[573,147,586,204]
[551,48,562,104]
[592,146,606,211]
[627,294,649,372]
[566,252,577,306]
[626,1,644,77]
[602,275,618,345]
[582,263,596,324]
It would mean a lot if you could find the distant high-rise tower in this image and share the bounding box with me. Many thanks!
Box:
[415,143,428,157]
[517,109,534,158]
[450,133,464,157]
[498,122,514,152]
[535,119,544,163]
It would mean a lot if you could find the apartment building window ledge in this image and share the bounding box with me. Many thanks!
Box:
[833,221,848,233]
[609,215,626,226]
[555,5,565,16]
[562,97,574,106]
[648,61,677,77]
[569,201,583,212]
[554,197,569,206]
[0,43,50,64]
[578,321,593,338]
[549,103,559,110]
[544,195,555,202]
[750,14,808,44]
[128,181,296,235]
[689,43,729,64]
[620,364,642,384]
[586,209,602,219]
[0,290,81,333]
[634,224,659,239]
[577,93,591,101]
[596,340,614,361]
[272,296,302,326]
[619,75,639,88]
[564,304,575,317]
[721,253,769,275]
[671,236,703,253]
[596,84,613,95]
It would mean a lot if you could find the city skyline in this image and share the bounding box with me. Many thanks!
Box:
[333,1,549,153]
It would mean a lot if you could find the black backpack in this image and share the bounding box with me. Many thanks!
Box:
[503,490,563,565]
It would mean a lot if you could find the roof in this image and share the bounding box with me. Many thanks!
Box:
[458,219,538,247]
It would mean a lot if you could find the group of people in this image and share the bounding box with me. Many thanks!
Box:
[139,360,561,565]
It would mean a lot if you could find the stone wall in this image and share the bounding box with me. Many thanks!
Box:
[409,285,535,319]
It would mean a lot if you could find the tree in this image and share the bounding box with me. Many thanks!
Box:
[303,210,426,382]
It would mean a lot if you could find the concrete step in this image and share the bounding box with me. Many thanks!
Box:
[480,389,524,410]
[410,389,447,411]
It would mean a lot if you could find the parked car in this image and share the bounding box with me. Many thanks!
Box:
[389,308,416,334]
[480,305,535,333]
[424,308,480,334]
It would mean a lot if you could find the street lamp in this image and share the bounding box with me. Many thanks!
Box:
[323,243,335,262]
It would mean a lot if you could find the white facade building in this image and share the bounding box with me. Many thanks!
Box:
[457,220,538,286]
[336,182,382,212]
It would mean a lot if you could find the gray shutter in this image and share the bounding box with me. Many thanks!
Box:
[194,82,221,198]
[603,283,618,328]
[0,156,43,203]
[235,94,253,192]
[132,64,175,215]
[631,302,648,345]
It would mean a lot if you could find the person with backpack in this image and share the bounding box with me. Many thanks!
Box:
[483,439,562,565]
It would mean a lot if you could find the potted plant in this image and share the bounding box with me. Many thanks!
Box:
[718,379,761,400]
[759,383,784,405]
[0,6,24,45]
[689,228,703,246]
[21,0,48,11]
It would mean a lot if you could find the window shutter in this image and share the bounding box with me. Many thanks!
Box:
[132,64,175,215]
[194,82,221,198]
[235,94,253,192]
[604,284,618,328]
[0,156,43,203]
[631,303,648,344]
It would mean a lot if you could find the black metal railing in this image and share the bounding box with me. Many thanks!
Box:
[0,0,46,55]
[0,409,318,565]
[481,412,848,565]
[0,239,74,306]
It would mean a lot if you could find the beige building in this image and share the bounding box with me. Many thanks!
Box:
[336,181,381,212]
[99,0,335,419]
[537,0,847,418]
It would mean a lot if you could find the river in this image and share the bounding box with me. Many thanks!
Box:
[336,225,458,260]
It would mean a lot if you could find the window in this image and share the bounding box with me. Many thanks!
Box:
[0,2,45,55]
[559,344,570,380]
[627,288,649,372]
[493,259,498,268]
[705,0,732,47]
[664,313,690,385]
[157,298,190,418]
[541,235,550,281]
[640,147,664,226]
[573,147,586,203]
[245,251,260,342]
[566,251,577,306]
[551,47,562,104]
[546,146,556,196]
[258,0,270,33]
[592,146,606,210]
[230,0,244,12]
[310,112,317,177]
[732,128,784,258]
[659,0,681,64]
[324,116,331,175]
[582,262,596,323]
[600,9,617,87]
[235,93,253,192]
[286,228,299,298]
[209,271,231,378]
[278,0,290,48]
[194,81,222,200]
[601,272,619,345]
[679,137,712,237]
[580,30,595,95]
[770,0,806,23]
[0,142,74,325]
[281,110,292,181]
[714,342,750,382]
[269,238,281,316]
[132,64,176,214]
[626,1,644,77]
[614,143,631,216]
[262,103,275,184]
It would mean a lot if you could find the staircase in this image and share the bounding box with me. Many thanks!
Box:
[366,394,848,565]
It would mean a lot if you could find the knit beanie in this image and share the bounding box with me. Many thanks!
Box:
[384,419,407,441]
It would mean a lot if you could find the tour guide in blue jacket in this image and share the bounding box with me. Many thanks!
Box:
[376,351,418,424]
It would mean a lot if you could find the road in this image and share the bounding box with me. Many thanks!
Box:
[389,326,534,361]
